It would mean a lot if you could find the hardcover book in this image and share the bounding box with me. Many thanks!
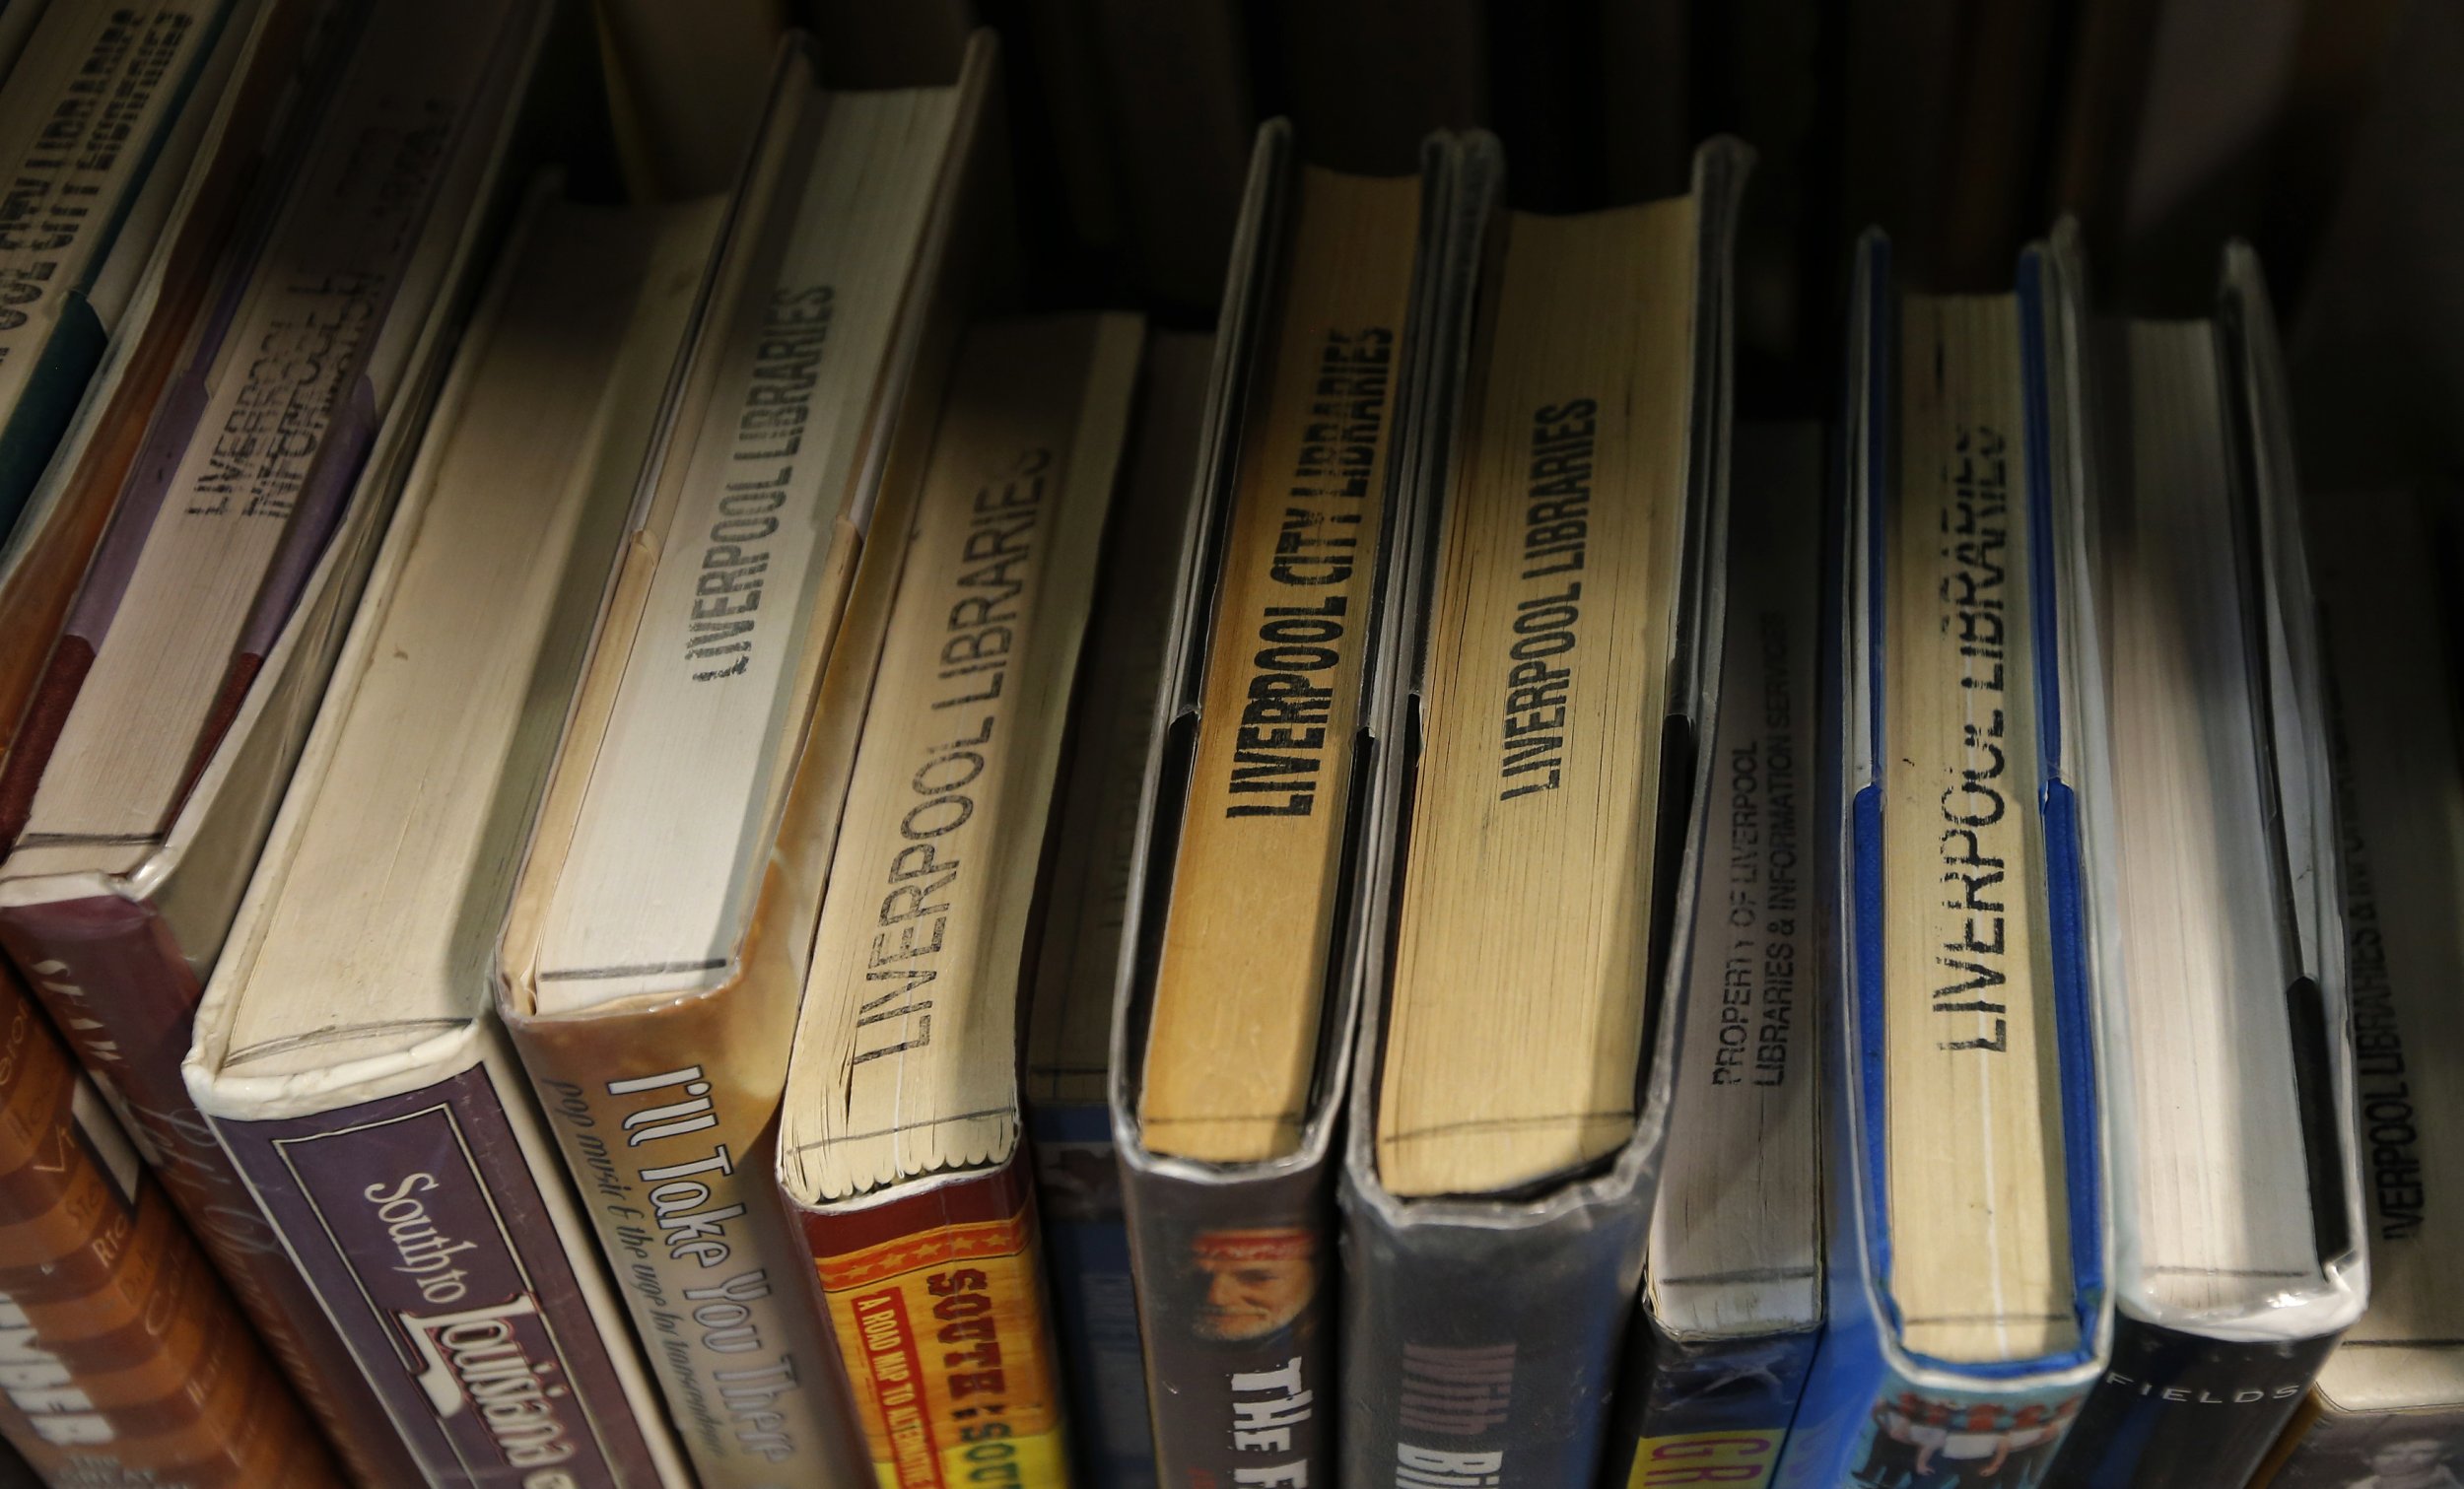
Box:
[0,2,559,1477]
[2250,489,2464,1486]
[1608,420,1824,1489]
[1340,135,1748,1489]
[0,963,337,1485]
[775,310,1145,1489]
[181,188,719,1487]
[1106,119,1451,1489]
[1020,328,1212,1489]
[1779,230,2108,1489]
[496,34,999,1489]
[2046,237,2365,1486]
[0,0,238,539]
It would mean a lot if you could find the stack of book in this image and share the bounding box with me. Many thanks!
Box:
[0,8,2450,1489]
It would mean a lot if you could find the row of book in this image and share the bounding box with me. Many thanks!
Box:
[0,7,2452,1489]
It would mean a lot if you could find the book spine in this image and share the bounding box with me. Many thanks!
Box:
[508,1009,872,1487]
[1027,1102,1155,1489]
[0,890,421,1483]
[210,1060,671,1486]
[1341,1197,1646,1489]
[2051,1313,2336,1486]
[1607,1314,1819,1488]
[1119,1154,1333,1489]
[795,1157,1073,1489]
[2256,1398,2464,1487]
[0,965,338,1486]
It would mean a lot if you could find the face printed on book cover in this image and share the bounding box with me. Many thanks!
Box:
[1190,1228,1315,1341]
[2348,1437,2463,1489]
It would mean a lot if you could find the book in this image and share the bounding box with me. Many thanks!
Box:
[2247,491,2464,1486]
[1341,137,1746,1487]
[1780,230,2107,1488]
[0,1,557,1478]
[0,0,309,783]
[2047,238,2365,1484]
[1021,329,1210,1489]
[1109,120,1446,1489]
[0,962,338,1485]
[775,310,1144,1489]
[0,0,239,540]
[1607,419,1824,1489]
[182,187,719,1487]
[497,35,997,1489]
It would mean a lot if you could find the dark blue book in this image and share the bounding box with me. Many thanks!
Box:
[1023,329,1211,1489]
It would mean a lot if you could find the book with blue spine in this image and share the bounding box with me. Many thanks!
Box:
[1778,229,2108,1489]
[1022,329,1212,1489]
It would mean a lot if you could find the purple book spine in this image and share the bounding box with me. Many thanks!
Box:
[211,1063,669,1487]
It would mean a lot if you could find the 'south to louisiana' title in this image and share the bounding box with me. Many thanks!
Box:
[361,1174,586,1472]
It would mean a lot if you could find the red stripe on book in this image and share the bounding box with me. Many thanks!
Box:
[0,634,94,850]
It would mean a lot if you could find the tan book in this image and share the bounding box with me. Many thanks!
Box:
[776,311,1144,1489]
[1881,290,2073,1365]
[1373,195,1698,1198]
[496,36,999,1489]
[1338,140,1752,1485]
[1136,162,1421,1164]
[1110,125,1459,1489]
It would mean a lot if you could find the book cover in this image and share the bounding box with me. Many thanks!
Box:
[208,1052,681,1485]
[0,963,337,1485]
[1338,135,1748,1489]
[797,1160,1069,1489]
[498,34,1001,1489]
[0,5,574,1477]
